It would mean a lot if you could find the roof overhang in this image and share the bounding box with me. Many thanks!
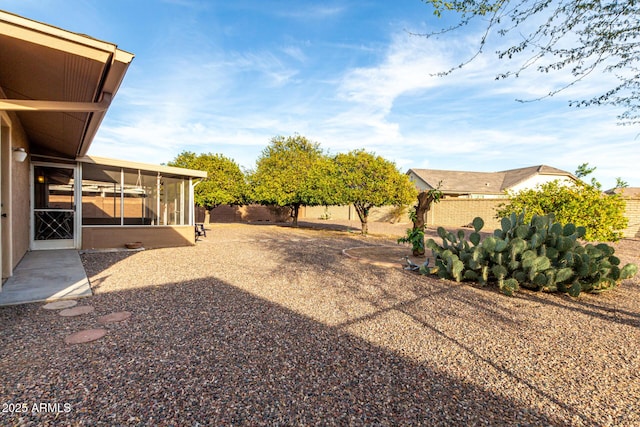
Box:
[0,10,134,158]
[78,156,208,179]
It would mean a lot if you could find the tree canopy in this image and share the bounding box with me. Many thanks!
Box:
[421,0,640,124]
[249,134,330,225]
[168,151,247,211]
[333,149,418,234]
[496,180,628,241]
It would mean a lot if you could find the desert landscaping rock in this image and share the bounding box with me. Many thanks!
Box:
[63,328,107,344]
[42,299,77,310]
[2,222,639,426]
[342,245,430,269]
[58,305,95,317]
[97,311,132,324]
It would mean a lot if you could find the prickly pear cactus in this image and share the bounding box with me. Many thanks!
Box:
[423,212,638,297]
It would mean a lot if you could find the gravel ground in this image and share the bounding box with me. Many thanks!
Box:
[1,222,639,426]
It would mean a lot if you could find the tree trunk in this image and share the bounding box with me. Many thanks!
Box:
[291,204,300,226]
[411,191,437,255]
[361,217,369,235]
[203,204,219,225]
[414,191,434,230]
[354,203,370,235]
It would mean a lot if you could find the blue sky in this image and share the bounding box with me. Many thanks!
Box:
[2,0,639,188]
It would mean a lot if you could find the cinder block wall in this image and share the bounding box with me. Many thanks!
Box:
[197,205,290,223]
[426,199,503,231]
[197,198,640,239]
[622,198,640,238]
[302,205,408,223]
[427,197,640,238]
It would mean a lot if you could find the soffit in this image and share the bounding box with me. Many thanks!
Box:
[0,11,133,159]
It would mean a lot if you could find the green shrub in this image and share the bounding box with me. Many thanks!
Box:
[496,180,628,241]
[398,227,427,256]
[424,212,638,297]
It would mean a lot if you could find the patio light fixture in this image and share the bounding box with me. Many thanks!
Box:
[12,147,27,162]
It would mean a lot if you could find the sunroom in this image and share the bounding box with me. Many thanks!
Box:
[32,156,207,250]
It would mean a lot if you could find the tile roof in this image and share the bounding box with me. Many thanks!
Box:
[410,169,505,194]
[409,165,575,195]
[608,187,640,197]
[499,165,575,189]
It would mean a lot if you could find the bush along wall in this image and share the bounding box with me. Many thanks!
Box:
[423,212,638,297]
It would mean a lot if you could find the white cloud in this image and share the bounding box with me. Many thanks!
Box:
[94,17,640,189]
[278,6,345,20]
[336,33,452,113]
[281,45,307,62]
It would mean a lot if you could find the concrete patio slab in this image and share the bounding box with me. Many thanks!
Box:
[0,250,92,307]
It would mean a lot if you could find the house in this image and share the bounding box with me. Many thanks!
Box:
[606,187,640,198]
[407,165,577,199]
[0,10,206,284]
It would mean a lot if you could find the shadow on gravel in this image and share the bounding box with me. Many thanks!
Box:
[0,276,568,426]
[7,224,628,425]
[517,285,640,329]
[272,221,640,332]
[245,235,602,426]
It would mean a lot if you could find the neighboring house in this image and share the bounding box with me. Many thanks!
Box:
[0,11,206,283]
[407,165,578,198]
[606,187,640,198]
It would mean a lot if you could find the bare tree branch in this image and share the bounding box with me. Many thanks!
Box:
[417,0,640,124]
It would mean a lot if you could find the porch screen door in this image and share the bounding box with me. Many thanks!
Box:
[31,164,77,250]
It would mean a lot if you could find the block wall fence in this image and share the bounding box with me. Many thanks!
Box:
[196,197,640,239]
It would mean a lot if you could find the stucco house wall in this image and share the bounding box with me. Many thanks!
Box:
[0,10,210,311]
[10,121,30,269]
[82,226,194,249]
[508,175,575,193]
[1,111,30,272]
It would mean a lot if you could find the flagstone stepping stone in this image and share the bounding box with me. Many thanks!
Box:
[97,311,132,324]
[59,305,95,317]
[42,300,77,310]
[64,328,107,344]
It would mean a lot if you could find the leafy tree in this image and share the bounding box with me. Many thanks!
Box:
[615,177,629,189]
[496,180,628,241]
[250,134,331,226]
[301,155,344,207]
[574,162,628,190]
[420,0,640,124]
[168,151,247,223]
[333,149,418,234]
[574,162,602,189]
[574,163,597,179]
